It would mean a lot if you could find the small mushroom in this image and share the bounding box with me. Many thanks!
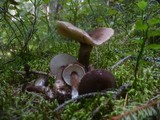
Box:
[62,63,85,98]
[29,86,55,100]
[78,70,116,95]
[51,61,72,102]
[54,79,71,103]
[22,83,54,99]
[54,79,66,92]
[57,21,114,71]
[54,66,72,102]
[24,85,45,93]
[50,53,77,77]
[34,75,48,87]
[43,86,55,99]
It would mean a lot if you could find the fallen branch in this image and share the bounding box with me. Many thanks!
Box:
[111,55,132,70]
[53,92,109,113]
[15,70,53,77]
[112,82,132,99]
[111,55,160,70]
[131,56,160,63]
[147,95,160,104]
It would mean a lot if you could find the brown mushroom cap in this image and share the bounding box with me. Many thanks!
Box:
[78,70,116,95]
[62,63,86,86]
[57,21,114,46]
[50,53,77,77]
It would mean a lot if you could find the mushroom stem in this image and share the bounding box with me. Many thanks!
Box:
[78,43,93,71]
[70,71,79,98]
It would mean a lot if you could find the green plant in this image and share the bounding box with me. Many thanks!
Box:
[0,0,160,119]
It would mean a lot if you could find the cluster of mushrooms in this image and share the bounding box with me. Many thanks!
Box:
[23,21,116,103]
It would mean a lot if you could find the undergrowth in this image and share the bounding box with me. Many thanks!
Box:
[0,36,159,119]
[0,0,160,119]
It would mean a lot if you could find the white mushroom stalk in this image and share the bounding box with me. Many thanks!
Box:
[57,21,114,71]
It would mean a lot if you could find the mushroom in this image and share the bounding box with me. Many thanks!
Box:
[57,21,114,71]
[53,66,71,98]
[54,79,71,103]
[22,83,55,99]
[50,53,77,77]
[78,70,116,95]
[34,75,48,87]
[62,63,86,98]
[50,54,74,102]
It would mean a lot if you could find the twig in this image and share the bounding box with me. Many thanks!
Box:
[147,95,160,104]
[53,92,109,113]
[111,55,159,71]
[31,70,51,76]
[53,83,132,113]
[112,82,132,99]
[110,55,132,70]
[123,93,128,108]
[131,56,160,63]
[92,83,132,118]
[15,70,53,77]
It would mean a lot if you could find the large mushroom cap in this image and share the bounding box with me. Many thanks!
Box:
[50,53,77,77]
[62,63,85,86]
[78,70,116,95]
[57,21,114,46]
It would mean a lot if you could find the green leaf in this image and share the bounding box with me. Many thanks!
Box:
[146,44,160,50]
[148,18,160,26]
[148,30,160,37]
[137,1,147,11]
[43,0,50,4]
[131,38,143,44]
[118,0,124,2]
[108,8,117,15]
[135,20,148,31]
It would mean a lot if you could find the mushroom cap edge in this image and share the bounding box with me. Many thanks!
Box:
[57,21,114,46]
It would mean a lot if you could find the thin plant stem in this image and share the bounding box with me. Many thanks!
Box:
[134,29,148,86]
